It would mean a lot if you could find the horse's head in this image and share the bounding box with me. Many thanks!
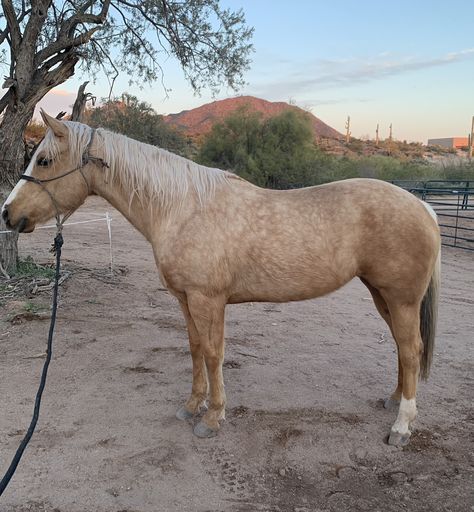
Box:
[2,111,94,233]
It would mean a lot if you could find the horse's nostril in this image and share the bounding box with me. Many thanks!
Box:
[1,206,8,223]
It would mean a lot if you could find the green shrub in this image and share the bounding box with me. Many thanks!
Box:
[85,93,192,157]
[16,256,55,279]
[198,106,474,188]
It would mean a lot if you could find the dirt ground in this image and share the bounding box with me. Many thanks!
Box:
[1,197,473,512]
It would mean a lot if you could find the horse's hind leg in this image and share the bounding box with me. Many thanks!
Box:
[175,300,209,421]
[385,300,423,446]
[362,279,402,409]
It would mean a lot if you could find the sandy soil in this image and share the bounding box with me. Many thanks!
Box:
[1,197,473,512]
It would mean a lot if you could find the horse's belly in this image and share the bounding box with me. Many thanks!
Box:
[227,272,352,304]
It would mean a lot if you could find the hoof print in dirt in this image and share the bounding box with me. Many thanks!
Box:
[194,421,218,438]
[388,430,411,447]
[176,406,194,421]
[383,397,400,410]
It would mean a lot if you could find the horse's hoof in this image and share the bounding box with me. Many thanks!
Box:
[193,421,218,438]
[384,397,400,410]
[176,406,194,421]
[388,430,411,446]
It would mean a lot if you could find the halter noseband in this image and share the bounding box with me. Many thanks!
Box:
[20,129,109,229]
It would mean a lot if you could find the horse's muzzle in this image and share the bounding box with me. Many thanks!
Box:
[2,206,29,232]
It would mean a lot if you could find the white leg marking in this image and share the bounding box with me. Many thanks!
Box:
[391,396,417,435]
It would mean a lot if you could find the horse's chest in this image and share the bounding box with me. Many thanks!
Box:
[156,265,170,289]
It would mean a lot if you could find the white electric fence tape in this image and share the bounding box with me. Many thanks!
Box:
[0,213,114,272]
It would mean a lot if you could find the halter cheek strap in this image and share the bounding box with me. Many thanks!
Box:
[19,129,109,228]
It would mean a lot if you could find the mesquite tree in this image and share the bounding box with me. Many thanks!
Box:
[0,0,253,273]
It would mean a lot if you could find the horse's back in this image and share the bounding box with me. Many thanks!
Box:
[239,179,439,301]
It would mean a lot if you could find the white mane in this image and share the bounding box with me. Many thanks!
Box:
[44,120,233,209]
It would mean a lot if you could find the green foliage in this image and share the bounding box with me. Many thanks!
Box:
[199,107,322,188]
[4,0,253,94]
[99,0,254,93]
[23,301,46,314]
[198,107,474,188]
[16,257,55,280]
[86,93,191,156]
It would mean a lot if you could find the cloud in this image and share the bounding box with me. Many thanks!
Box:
[34,88,76,118]
[49,88,76,97]
[305,98,372,107]
[252,48,474,97]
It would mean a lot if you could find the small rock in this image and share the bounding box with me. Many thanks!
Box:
[354,447,367,461]
[337,466,355,479]
[391,471,408,484]
[279,468,286,477]
[413,473,430,482]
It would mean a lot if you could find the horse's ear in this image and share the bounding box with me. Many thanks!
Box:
[40,110,68,138]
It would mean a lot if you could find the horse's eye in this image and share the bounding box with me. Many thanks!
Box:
[37,157,52,167]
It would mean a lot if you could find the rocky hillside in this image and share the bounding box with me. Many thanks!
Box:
[163,96,343,140]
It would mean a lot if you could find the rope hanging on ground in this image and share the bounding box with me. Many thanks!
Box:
[0,232,63,497]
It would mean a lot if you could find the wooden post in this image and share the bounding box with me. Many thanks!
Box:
[375,123,379,147]
[71,81,96,122]
[0,188,18,276]
[345,116,351,144]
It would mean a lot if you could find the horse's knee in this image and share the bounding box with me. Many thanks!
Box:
[203,350,223,370]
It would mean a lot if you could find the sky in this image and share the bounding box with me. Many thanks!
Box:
[38,0,474,143]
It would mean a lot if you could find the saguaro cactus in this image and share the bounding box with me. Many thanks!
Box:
[345,116,351,144]
[469,116,474,160]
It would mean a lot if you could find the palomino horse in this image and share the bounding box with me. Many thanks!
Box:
[2,112,440,446]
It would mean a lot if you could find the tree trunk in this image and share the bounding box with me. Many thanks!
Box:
[0,105,31,186]
[0,189,18,276]
[0,102,35,276]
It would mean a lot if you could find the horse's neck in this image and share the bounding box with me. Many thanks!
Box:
[92,174,158,242]
[87,134,226,240]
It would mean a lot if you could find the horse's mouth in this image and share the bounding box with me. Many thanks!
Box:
[16,217,35,233]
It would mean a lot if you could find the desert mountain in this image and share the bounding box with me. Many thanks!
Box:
[163,96,342,140]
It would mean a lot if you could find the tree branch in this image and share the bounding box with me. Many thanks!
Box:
[35,25,101,66]
[89,38,118,99]
[35,0,110,65]
[22,0,53,51]
[111,3,157,63]
[0,25,9,46]
[62,0,110,38]
[0,89,12,114]
[1,0,22,52]
[40,50,79,84]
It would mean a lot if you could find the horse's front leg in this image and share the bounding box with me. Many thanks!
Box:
[175,300,209,421]
[185,291,226,438]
